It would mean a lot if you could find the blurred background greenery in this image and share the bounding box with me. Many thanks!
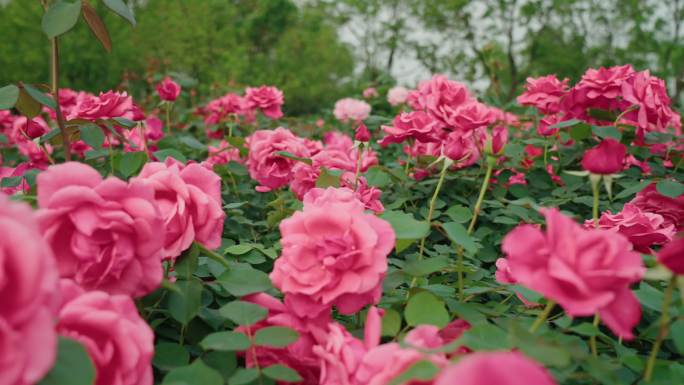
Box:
[1,0,683,114]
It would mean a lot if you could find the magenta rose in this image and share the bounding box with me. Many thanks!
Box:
[354,122,371,142]
[56,280,154,385]
[434,351,558,385]
[37,162,166,298]
[379,111,441,146]
[444,101,497,132]
[156,77,181,102]
[246,128,312,192]
[630,183,684,230]
[444,130,480,168]
[658,237,684,275]
[517,75,569,114]
[586,203,675,253]
[622,70,682,141]
[244,85,285,119]
[270,187,395,318]
[502,208,645,339]
[413,75,473,124]
[0,195,59,385]
[133,158,224,260]
[581,138,626,174]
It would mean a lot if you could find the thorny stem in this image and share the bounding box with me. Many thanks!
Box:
[644,276,677,382]
[50,37,71,161]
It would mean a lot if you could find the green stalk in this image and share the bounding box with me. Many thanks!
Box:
[590,174,601,227]
[467,156,496,234]
[644,276,677,382]
[529,300,556,333]
[50,37,71,161]
[590,314,600,356]
[197,243,230,268]
[417,158,451,260]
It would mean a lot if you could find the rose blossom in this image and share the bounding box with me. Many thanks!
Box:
[537,114,563,137]
[133,158,225,260]
[387,86,409,106]
[444,130,480,168]
[621,70,682,140]
[246,128,311,192]
[501,208,644,339]
[363,87,378,99]
[412,75,473,124]
[270,187,395,318]
[0,195,59,385]
[581,138,626,174]
[630,183,684,230]
[517,75,569,114]
[66,91,139,121]
[333,98,371,122]
[379,111,441,146]
[444,101,497,132]
[244,85,285,119]
[56,280,154,385]
[658,237,684,275]
[355,122,371,142]
[156,77,181,102]
[204,140,242,169]
[585,203,675,253]
[434,351,558,385]
[37,162,166,297]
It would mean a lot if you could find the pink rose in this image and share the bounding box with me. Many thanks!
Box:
[323,131,353,150]
[354,122,371,142]
[517,75,569,114]
[37,162,166,298]
[630,183,684,230]
[133,158,224,260]
[444,130,480,168]
[340,172,384,214]
[480,125,508,155]
[144,115,164,141]
[204,140,242,169]
[0,195,59,385]
[270,187,395,317]
[379,111,441,146]
[501,208,644,339]
[56,280,154,385]
[444,101,497,132]
[580,138,626,174]
[434,351,558,385]
[387,86,409,106]
[156,77,181,102]
[333,98,371,122]
[536,114,563,137]
[353,341,448,385]
[658,237,684,275]
[585,203,675,253]
[201,93,249,126]
[413,75,473,125]
[244,85,284,119]
[67,91,139,121]
[363,87,379,99]
[246,128,311,192]
[0,163,34,195]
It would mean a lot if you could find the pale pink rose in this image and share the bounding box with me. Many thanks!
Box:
[585,203,675,253]
[630,183,684,230]
[37,162,165,298]
[517,75,569,114]
[246,128,311,192]
[67,91,139,121]
[156,77,181,102]
[444,101,497,132]
[387,86,409,106]
[56,280,154,385]
[333,98,371,122]
[379,111,441,146]
[363,87,379,99]
[434,351,558,385]
[133,158,224,260]
[204,140,242,169]
[413,75,473,125]
[502,208,644,339]
[323,131,354,151]
[271,187,395,317]
[0,195,59,385]
[244,85,284,119]
[237,293,327,385]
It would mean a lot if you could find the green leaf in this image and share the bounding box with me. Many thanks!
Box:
[112,116,136,127]
[444,205,472,223]
[656,180,684,198]
[455,322,512,350]
[200,331,251,351]
[42,1,81,38]
[154,149,187,163]
[569,122,592,141]
[37,337,95,385]
[569,323,599,336]
[262,364,303,383]
[228,368,259,385]
[153,343,190,371]
[402,256,449,277]
[254,326,300,348]
[549,118,582,129]
[162,359,223,385]
[405,291,450,328]
[102,0,136,26]
[365,166,391,188]
[316,167,341,188]
[614,180,651,200]
[441,222,478,253]
[23,84,57,109]
[167,278,203,325]
[15,87,42,118]
[592,125,622,141]
[224,244,254,255]
[671,319,684,354]
[381,308,402,336]
[219,300,268,326]
[79,124,105,149]
[0,84,19,109]
[380,210,430,240]
[387,360,439,385]
[275,150,311,165]
[174,243,199,280]
[1,176,23,188]
[217,264,272,297]
[119,151,147,178]
[179,135,207,150]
